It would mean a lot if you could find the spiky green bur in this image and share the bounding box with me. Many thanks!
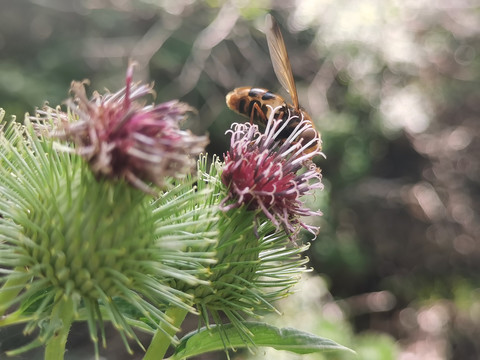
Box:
[0,116,216,355]
[173,155,310,338]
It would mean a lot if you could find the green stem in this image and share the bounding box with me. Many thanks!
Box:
[44,295,75,360]
[143,306,189,360]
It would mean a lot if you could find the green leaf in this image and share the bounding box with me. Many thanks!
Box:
[169,322,355,359]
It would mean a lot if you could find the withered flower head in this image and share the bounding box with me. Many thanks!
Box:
[35,62,208,193]
[220,106,324,239]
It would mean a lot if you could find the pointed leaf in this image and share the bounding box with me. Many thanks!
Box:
[170,322,354,359]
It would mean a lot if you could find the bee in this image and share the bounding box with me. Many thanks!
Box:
[226,14,321,153]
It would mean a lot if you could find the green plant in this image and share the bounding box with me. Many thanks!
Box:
[0,63,352,360]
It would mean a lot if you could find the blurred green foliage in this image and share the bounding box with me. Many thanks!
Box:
[1,0,480,359]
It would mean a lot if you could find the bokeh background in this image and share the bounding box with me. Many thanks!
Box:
[1,0,480,359]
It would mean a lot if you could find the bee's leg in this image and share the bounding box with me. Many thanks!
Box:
[277,110,285,121]
[251,102,267,124]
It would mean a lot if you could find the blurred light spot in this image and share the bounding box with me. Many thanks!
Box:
[399,338,447,360]
[424,32,451,66]
[332,1,381,45]
[411,182,446,221]
[453,234,476,255]
[348,53,380,80]
[417,304,449,334]
[165,0,195,15]
[341,290,396,316]
[451,202,474,226]
[322,302,344,322]
[195,5,239,50]
[382,27,418,65]
[399,307,418,329]
[111,0,132,10]
[297,275,330,301]
[454,44,476,65]
[380,85,431,134]
[447,126,472,151]
[366,291,396,312]
[292,0,330,30]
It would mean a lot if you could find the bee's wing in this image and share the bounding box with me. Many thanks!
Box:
[265,14,299,110]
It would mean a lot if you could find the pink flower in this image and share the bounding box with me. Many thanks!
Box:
[35,62,208,194]
[220,106,324,239]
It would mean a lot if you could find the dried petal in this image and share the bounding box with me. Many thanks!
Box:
[34,63,208,193]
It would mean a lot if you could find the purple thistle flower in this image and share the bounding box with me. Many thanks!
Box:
[220,105,325,239]
[34,62,208,194]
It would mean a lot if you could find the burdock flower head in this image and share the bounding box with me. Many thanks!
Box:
[221,106,324,239]
[35,62,208,193]
[0,65,213,358]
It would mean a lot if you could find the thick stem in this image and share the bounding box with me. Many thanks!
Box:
[143,306,189,360]
[44,295,75,360]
